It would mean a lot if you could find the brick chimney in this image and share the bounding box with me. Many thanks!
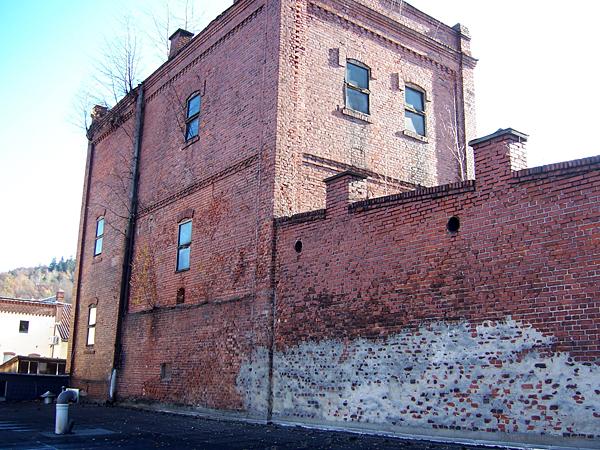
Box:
[55,289,65,302]
[169,28,194,59]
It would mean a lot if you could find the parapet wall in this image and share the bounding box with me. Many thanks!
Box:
[242,129,600,444]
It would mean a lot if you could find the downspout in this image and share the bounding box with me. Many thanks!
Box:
[69,138,95,377]
[110,83,145,402]
[266,220,278,422]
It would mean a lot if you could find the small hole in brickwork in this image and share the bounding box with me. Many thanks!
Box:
[447,216,460,233]
[176,287,185,304]
[160,363,172,381]
[294,240,303,253]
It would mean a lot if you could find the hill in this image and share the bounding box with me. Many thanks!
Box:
[0,257,75,303]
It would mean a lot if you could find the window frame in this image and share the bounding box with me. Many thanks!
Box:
[86,304,97,347]
[344,60,371,115]
[94,217,105,256]
[176,220,192,272]
[185,92,201,141]
[404,85,427,137]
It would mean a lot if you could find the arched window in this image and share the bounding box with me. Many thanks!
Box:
[345,60,370,115]
[185,93,201,141]
[176,220,192,272]
[404,86,426,136]
[94,217,104,256]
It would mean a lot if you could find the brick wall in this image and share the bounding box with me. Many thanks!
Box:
[260,130,600,440]
[273,0,476,216]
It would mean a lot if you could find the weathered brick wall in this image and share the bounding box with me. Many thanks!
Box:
[71,0,283,413]
[69,96,137,398]
[274,0,476,216]
[257,131,600,440]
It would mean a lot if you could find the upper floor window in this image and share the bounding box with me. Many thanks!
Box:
[87,305,96,346]
[185,93,201,141]
[345,61,370,115]
[404,86,426,136]
[19,320,29,333]
[94,217,104,256]
[177,220,192,272]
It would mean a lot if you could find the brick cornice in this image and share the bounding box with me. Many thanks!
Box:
[309,0,474,74]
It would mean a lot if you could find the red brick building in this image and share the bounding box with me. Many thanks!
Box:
[69,0,599,447]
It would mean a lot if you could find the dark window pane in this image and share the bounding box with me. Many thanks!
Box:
[405,111,426,136]
[178,221,192,246]
[96,218,104,237]
[19,321,29,333]
[94,237,103,256]
[58,364,66,375]
[346,88,369,114]
[29,361,38,374]
[346,62,369,89]
[405,87,424,112]
[186,118,199,140]
[18,361,29,374]
[187,95,201,118]
[177,247,190,271]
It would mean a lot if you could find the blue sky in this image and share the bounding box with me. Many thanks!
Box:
[0,0,598,272]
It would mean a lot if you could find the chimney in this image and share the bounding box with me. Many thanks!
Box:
[169,28,194,59]
[56,289,65,302]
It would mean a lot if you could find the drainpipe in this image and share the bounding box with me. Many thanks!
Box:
[110,83,145,402]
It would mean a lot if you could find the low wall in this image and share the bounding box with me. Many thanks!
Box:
[0,373,69,401]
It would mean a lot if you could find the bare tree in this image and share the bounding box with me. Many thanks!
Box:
[441,96,469,182]
[95,16,142,105]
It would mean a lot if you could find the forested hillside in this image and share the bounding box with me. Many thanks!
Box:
[0,257,75,302]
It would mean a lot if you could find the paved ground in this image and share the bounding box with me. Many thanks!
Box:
[0,402,499,450]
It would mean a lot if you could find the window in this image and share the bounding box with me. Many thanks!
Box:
[177,221,192,272]
[19,320,29,333]
[404,86,426,136]
[345,61,370,115]
[87,305,96,346]
[94,217,104,256]
[185,93,201,141]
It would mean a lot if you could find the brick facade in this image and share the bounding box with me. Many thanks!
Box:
[70,0,599,446]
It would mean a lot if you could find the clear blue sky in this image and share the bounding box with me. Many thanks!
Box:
[0,0,598,272]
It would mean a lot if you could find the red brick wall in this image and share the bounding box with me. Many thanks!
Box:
[273,0,476,216]
[71,0,282,414]
[269,132,600,438]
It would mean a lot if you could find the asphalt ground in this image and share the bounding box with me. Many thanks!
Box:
[0,401,499,450]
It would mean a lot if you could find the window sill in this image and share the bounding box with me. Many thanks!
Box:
[403,130,428,143]
[84,348,95,354]
[176,268,190,274]
[181,135,199,150]
[92,256,103,264]
[339,106,372,124]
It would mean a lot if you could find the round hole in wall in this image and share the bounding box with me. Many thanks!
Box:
[294,240,303,253]
[447,216,460,233]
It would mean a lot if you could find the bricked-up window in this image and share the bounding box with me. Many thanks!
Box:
[87,305,96,346]
[94,217,104,256]
[19,320,29,333]
[185,93,201,141]
[177,220,192,272]
[405,87,426,136]
[345,60,370,115]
